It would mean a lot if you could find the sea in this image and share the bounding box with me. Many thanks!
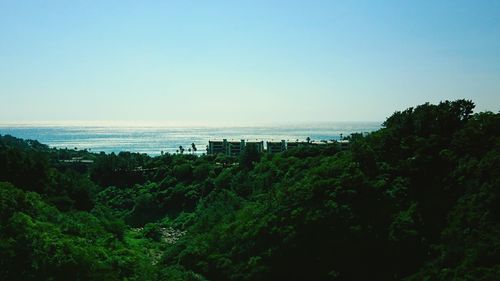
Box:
[0,122,382,156]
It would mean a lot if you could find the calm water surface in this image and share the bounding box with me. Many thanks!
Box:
[0,122,381,155]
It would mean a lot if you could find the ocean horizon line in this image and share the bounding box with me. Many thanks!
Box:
[0,120,383,128]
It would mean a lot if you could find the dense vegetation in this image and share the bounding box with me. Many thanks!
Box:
[1,100,498,280]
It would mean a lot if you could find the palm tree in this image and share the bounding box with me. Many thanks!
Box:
[179,146,184,154]
[306,137,311,143]
[191,143,197,154]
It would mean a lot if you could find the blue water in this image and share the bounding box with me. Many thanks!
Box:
[0,122,381,155]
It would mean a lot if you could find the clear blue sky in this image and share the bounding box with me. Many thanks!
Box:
[1,0,499,124]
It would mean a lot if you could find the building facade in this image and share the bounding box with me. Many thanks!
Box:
[208,139,227,155]
[267,140,286,154]
[207,139,347,156]
[246,141,264,153]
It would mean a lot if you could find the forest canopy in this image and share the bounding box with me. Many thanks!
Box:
[0,100,499,280]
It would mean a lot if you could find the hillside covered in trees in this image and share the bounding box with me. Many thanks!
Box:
[0,100,499,280]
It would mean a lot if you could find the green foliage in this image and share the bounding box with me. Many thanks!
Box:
[0,182,156,280]
[156,100,499,280]
[1,99,499,280]
[239,143,260,168]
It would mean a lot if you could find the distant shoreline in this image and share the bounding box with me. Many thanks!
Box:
[0,122,382,156]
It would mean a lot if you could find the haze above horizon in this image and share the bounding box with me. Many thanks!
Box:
[1,0,499,124]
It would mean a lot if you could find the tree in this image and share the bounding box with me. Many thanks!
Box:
[239,143,260,168]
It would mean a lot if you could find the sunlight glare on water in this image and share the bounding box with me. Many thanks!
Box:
[0,122,381,155]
